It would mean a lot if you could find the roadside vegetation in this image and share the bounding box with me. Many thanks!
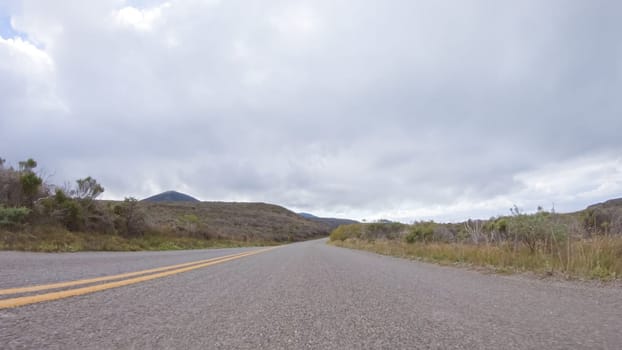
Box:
[330,205,622,280]
[0,157,325,252]
[0,227,279,252]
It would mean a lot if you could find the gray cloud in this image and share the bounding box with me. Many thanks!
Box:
[1,0,621,222]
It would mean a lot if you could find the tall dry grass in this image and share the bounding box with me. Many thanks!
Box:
[331,237,622,280]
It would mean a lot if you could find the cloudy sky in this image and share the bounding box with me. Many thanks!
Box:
[1,0,621,222]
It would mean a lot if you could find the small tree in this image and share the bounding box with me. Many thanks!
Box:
[73,176,104,201]
[17,158,42,207]
[20,172,43,207]
[18,158,37,172]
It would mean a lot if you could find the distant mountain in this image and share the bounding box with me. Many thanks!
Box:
[587,197,622,210]
[298,212,358,230]
[142,191,200,203]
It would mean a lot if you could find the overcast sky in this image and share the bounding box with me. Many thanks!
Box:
[1,0,621,222]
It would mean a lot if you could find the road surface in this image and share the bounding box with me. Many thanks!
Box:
[1,239,621,349]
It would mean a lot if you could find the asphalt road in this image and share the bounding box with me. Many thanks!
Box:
[1,239,621,349]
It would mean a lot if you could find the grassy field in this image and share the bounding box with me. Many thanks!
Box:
[0,226,280,252]
[331,237,622,280]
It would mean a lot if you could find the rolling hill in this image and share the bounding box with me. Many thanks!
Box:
[138,192,332,241]
[298,212,359,229]
[139,201,331,242]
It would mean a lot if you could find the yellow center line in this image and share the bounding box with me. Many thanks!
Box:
[0,247,278,309]
[0,250,256,296]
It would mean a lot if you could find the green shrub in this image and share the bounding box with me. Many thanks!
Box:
[40,189,85,231]
[0,206,31,227]
[113,197,145,237]
[507,208,567,253]
[61,200,84,231]
[329,224,364,241]
[363,222,405,240]
[405,221,435,243]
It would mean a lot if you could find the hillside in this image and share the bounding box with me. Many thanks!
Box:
[140,201,330,242]
[298,212,359,229]
[587,197,622,210]
[0,199,331,252]
[142,191,199,202]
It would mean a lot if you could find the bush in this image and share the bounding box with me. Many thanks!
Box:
[113,197,146,237]
[60,200,84,231]
[483,217,509,242]
[580,207,621,235]
[19,172,42,206]
[329,224,364,241]
[0,167,21,206]
[363,222,405,240]
[405,221,436,243]
[0,206,31,228]
[507,209,567,253]
[0,158,45,207]
[37,189,86,231]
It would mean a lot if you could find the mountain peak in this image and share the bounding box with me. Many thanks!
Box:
[142,191,200,203]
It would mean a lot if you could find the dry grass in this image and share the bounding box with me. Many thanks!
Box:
[136,201,329,242]
[331,237,622,280]
[0,226,279,252]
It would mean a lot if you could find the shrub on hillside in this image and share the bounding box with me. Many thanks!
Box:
[507,207,567,253]
[0,206,31,228]
[0,158,45,208]
[482,217,509,242]
[405,221,436,243]
[113,197,146,237]
[363,222,405,240]
[581,207,622,236]
[330,224,364,241]
[38,183,111,233]
[48,189,85,231]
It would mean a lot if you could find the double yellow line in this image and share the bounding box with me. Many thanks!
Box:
[0,247,276,309]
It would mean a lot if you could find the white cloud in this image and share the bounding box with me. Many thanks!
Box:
[115,2,171,31]
[0,35,65,119]
[0,36,52,70]
[270,5,319,36]
[514,154,622,209]
[1,0,621,222]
